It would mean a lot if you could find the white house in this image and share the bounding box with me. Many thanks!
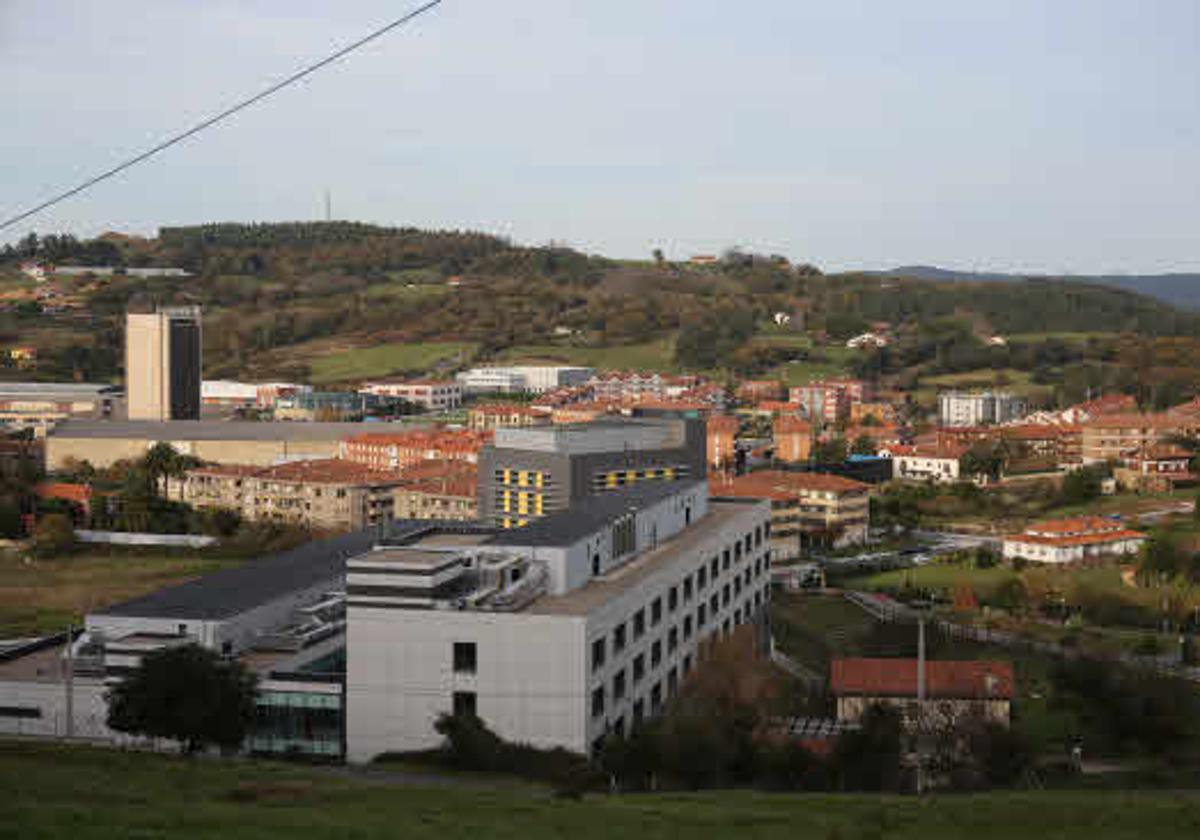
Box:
[846,333,889,349]
[881,443,967,484]
[1002,516,1147,564]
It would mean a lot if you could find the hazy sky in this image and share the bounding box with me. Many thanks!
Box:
[3,1,1198,273]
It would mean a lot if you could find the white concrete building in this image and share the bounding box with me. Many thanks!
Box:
[345,481,771,761]
[1002,516,1147,565]
[938,391,1025,427]
[882,443,967,484]
[359,379,462,411]
[457,366,595,395]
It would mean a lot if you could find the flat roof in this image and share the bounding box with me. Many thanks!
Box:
[486,480,701,548]
[50,419,373,441]
[91,529,379,621]
[526,499,764,617]
[0,382,120,398]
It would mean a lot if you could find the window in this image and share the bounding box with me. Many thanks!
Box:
[683,615,693,639]
[592,637,606,672]
[651,639,662,667]
[723,618,731,635]
[668,627,678,652]
[453,691,477,718]
[683,655,692,675]
[755,525,762,547]
[683,576,693,603]
[723,584,731,607]
[668,586,678,612]
[745,568,752,586]
[697,566,707,590]
[592,554,601,576]
[651,597,663,626]
[734,577,742,596]
[710,593,719,614]
[668,667,678,696]
[591,686,605,718]
[633,654,646,683]
[711,556,719,579]
[613,669,627,701]
[633,608,646,639]
[735,607,742,624]
[723,549,731,571]
[613,623,627,653]
[453,642,477,674]
[744,533,752,554]
[697,604,707,628]
[735,541,743,561]
[633,699,645,725]
[651,682,663,712]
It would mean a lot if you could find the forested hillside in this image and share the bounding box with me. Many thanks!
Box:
[1,222,1198,407]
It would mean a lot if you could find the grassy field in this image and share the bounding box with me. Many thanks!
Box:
[914,369,1051,405]
[4,741,1199,839]
[308,341,476,384]
[843,562,1021,603]
[0,550,241,637]
[498,338,678,372]
[770,592,880,672]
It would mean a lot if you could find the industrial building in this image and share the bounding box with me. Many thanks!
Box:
[345,480,771,760]
[937,390,1025,428]
[45,420,371,469]
[456,365,594,395]
[0,382,121,431]
[125,305,203,421]
[476,415,707,528]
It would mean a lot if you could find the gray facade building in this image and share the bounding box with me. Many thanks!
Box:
[476,415,707,527]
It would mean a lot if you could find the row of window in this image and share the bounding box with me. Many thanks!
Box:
[591,528,769,672]
[590,583,770,727]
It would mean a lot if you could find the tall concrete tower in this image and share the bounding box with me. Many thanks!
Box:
[125,305,202,421]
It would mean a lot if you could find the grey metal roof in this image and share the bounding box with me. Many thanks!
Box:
[92,530,379,621]
[50,419,375,441]
[486,480,702,548]
[0,382,121,398]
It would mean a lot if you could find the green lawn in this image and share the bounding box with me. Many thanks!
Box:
[308,341,475,384]
[842,562,1020,603]
[4,741,1199,839]
[0,550,241,637]
[498,338,678,372]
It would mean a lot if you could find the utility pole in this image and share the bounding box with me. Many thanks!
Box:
[915,613,926,795]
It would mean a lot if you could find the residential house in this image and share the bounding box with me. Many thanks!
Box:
[1002,516,1147,564]
[831,658,1014,729]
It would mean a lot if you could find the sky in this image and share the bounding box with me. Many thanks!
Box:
[2,0,1199,274]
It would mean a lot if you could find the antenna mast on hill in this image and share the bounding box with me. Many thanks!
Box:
[324,189,332,222]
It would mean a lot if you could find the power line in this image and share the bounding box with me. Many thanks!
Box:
[0,0,444,234]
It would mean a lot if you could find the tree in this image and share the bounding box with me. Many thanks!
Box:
[814,437,847,465]
[107,644,258,754]
[830,704,903,791]
[651,248,665,267]
[850,434,876,456]
[31,513,75,557]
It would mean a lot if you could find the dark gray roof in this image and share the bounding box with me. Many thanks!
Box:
[486,480,702,548]
[51,419,376,441]
[92,530,379,621]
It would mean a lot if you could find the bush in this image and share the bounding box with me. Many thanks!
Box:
[431,713,597,788]
[31,513,75,557]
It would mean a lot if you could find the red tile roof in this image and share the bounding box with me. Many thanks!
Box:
[831,658,1014,700]
[710,470,869,500]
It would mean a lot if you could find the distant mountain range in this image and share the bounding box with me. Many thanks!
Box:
[869,266,1200,310]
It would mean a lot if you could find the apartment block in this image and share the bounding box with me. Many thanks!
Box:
[345,480,772,760]
[340,429,491,472]
[172,459,404,531]
[126,305,202,421]
[1080,412,1200,464]
[476,416,707,528]
[788,380,867,424]
[938,390,1024,428]
[706,414,739,470]
[392,460,479,521]
[773,415,814,463]
[710,469,871,557]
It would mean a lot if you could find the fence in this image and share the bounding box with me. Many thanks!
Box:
[75,530,218,548]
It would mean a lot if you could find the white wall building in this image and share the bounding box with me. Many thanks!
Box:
[457,366,595,395]
[1002,516,1147,564]
[882,444,966,484]
[938,391,1025,427]
[359,380,462,411]
[345,481,771,761]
